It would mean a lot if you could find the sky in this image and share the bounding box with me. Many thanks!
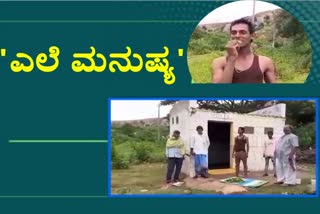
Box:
[111,100,173,121]
[199,0,281,24]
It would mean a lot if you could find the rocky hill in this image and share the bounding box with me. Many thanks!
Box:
[112,117,169,127]
[198,9,282,33]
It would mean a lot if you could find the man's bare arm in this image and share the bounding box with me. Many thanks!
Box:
[263,58,277,83]
[246,136,249,156]
[232,137,236,158]
[212,40,240,83]
[212,57,236,83]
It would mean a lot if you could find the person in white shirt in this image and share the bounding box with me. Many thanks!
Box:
[190,126,210,178]
[274,125,299,186]
[263,130,276,177]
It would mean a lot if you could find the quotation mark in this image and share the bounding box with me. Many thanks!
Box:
[178,48,183,57]
[0,48,6,57]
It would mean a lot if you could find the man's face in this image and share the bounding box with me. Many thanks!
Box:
[230,23,252,47]
[197,128,203,135]
[173,132,180,139]
[238,128,244,135]
[283,126,291,135]
[268,132,273,139]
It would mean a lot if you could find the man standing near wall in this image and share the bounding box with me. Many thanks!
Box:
[190,126,210,178]
[274,125,299,186]
[232,127,249,177]
[165,130,186,185]
[263,130,277,177]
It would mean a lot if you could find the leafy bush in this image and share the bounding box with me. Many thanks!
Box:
[112,144,129,169]
[112,156,129,169]
[131,142,155,163]
[111,123,169,166]
[294,123,315,149]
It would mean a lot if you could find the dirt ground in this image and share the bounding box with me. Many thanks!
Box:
[181,164,316,194]
[112,163,316,195]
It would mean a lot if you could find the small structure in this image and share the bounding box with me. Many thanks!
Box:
[169,101,286,177]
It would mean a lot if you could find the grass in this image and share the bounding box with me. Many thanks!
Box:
[187,52,218,83]
[188,52,309,84]
[112,163,216,194]
[111,163,316,195]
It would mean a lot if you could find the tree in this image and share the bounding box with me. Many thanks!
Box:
[264,15,271,25]
[274,10,306,39]
[120,123,136,137]
[160,100,178,106]
[196,100,269,113]
[282,100,315,126]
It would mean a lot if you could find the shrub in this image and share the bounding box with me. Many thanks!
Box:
[112,156,129,169]
[294,123,315,149]
[112,144,129,169]
[111,124,169,165]
[149,150,166,163]
[131,142,154,163]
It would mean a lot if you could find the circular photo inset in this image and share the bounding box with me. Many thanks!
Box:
[188,0,311,83]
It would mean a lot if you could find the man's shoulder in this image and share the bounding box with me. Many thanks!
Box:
[257,55,273,64]
[289,133,298,138]
[212,56,226,65]
[191,134,198,138]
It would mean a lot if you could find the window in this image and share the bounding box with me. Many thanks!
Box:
[171,117,174,124]
[264,127,274,134]
[176,116,179,124]
[244,126,254,134]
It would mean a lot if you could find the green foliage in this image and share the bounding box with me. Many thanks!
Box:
[111,132,133,144]
[112,156,130,169]
[190,28,208,40]
[283,101,316,126]
[112,123,168,167]
[119,123,136,137]
[188,31,228,55]
[274,10,306,39]
[112,123,169,144]
[295,123,315,149]
[131,142,154,163]
[112,144,129,169]
[130,141,166,164]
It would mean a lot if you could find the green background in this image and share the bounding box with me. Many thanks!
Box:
[0,0,319,213]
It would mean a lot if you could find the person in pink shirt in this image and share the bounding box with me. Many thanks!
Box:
[263,131,277,177]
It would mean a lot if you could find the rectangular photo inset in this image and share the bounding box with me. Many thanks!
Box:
[108,98,318,197]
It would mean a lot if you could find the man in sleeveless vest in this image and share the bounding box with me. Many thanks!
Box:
[212,18,276,83]
[232,127,249,177]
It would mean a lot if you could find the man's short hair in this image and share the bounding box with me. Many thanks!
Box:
[230,18,255,34]
[285,125,293,131]
[173,130,180,135]
[196,126,203,131]
[267,130,273,135]
[239,127,245,132]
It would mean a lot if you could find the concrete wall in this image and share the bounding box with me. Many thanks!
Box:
[169,101,191,146]
[170,101,286,177]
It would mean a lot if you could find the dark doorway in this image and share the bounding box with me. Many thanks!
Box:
[208,121,231,169]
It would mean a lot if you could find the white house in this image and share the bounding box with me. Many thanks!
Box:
[169,100,286,177]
